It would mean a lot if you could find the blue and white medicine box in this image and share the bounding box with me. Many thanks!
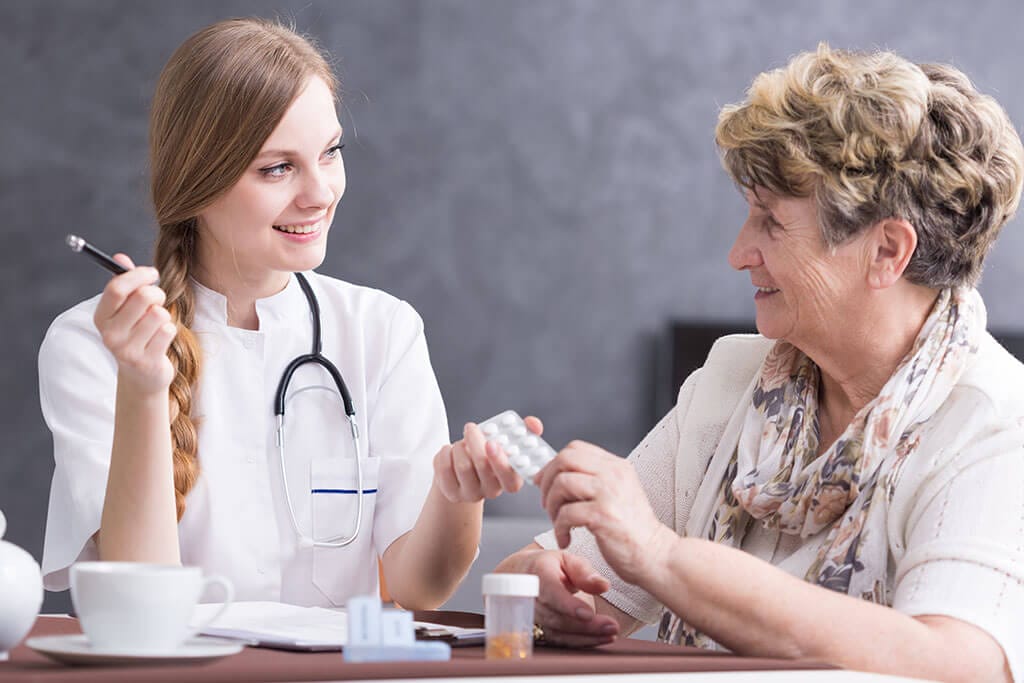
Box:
[343,595,450,663]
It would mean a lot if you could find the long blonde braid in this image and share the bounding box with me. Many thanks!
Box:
[153,222,202,520]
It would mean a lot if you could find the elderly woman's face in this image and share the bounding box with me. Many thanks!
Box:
[728,190,866,345]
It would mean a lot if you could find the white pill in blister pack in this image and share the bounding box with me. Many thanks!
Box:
[479,410,557,484]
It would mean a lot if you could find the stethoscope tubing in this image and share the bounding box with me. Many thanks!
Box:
[274,272,364,548]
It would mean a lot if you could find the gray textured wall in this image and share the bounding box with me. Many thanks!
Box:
[4,0,1024,612]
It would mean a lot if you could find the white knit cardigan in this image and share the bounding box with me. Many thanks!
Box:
[538,333,1024,680]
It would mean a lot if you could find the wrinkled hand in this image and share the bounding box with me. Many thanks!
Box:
[519,548,619,647]
[92,255,175,395]
[433,416,544,503]
[535,441,675,585]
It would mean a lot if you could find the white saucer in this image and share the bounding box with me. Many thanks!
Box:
[26,634,243,666]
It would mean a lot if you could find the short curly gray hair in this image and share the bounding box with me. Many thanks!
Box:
[716,44,1024,288]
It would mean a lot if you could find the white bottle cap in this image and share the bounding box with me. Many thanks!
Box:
[482,573,539,597]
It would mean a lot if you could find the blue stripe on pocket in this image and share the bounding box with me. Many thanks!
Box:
[311,488,378,494]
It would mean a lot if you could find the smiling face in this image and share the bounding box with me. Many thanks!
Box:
[728,189,869,348]
[194,76,345,295]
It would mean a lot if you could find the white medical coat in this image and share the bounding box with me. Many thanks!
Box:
[38,272,449,606]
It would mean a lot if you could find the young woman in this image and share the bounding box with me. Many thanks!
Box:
[39,17,524,609]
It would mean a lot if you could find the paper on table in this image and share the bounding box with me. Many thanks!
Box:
[191,601,486,651]
[192,601,347,651]
[415,623,486,646]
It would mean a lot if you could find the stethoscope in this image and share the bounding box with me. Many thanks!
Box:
[274,272,364,548]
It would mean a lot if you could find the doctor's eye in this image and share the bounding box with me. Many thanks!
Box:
[324,143,345,161]
[260,162,293,178]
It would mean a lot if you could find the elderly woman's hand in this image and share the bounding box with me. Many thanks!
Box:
[496,546,619,647]
[535,441,676,585]
[433,417,544,503]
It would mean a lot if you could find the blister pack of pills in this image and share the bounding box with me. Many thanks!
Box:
[479,410,558,484]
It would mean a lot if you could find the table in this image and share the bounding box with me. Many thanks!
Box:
[0,613,916,683]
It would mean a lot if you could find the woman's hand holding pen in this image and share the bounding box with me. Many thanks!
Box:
[92,254,177,394]
[433,416,545,503]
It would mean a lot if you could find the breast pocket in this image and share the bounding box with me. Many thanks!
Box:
[311,456,380,606]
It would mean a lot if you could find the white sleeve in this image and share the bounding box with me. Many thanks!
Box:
[892,426,1024,683]
[38,300,117,591]
[535,369,699,625]
[368,301,449,558]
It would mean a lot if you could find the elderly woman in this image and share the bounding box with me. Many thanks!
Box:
[490,46,1024,682]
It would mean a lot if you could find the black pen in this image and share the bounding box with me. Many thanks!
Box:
[65,234,130,276]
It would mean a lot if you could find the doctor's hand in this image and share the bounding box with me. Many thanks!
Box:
[536,441,677,586]
[433,417,544,503]
[496,546,618,648]
[93,254,177,395]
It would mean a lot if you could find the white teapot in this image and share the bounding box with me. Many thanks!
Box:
[0,510,44,660]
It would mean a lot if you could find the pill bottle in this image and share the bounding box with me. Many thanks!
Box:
[482,573,539,660]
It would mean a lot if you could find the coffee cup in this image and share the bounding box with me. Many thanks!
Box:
[70,562,233,653]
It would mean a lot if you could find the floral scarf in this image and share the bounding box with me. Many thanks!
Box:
[659,288,984,647]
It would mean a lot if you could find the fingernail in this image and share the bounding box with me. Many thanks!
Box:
[601,624,617,635]
[575,607,593,620]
